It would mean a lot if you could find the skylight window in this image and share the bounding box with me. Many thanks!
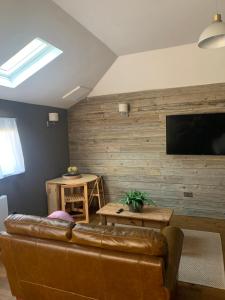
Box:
[0,38,63,88]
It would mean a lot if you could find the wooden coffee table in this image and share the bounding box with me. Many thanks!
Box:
[96,203,173,230]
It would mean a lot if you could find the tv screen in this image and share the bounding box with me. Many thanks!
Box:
[166,113,225,155]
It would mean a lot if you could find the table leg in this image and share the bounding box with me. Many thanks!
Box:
[160,222,167,232]
[101,215,107,226]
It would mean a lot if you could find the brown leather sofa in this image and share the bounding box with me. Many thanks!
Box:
[0,214,183,300]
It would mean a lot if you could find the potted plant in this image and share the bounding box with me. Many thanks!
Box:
[67,166,79,175]
[120,190,155,213]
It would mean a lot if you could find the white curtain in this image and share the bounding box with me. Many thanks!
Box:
[0,118,25,179]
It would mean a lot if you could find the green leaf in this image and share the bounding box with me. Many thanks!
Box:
[120,190,156,207]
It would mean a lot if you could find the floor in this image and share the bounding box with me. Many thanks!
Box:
[0,260,14,300]
[173,215,225,300]
[0,214,225,300]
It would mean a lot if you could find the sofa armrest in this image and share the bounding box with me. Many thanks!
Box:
[162,226,184,296]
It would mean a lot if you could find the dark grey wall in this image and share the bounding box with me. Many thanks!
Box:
[0,99,69,216]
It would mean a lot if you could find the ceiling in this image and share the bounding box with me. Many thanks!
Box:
[0,0,116,108]
[52,0,225,55]
[2,1,225,108]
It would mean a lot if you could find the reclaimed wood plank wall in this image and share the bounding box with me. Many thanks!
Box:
[68,83,225,218]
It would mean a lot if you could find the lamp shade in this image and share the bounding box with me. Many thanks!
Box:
[118,103,128,113]
[198,14,225,49]
[118,103,129,116]
[48,112,59,122]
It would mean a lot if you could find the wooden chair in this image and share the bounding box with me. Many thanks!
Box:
[61,183,89,223]
[88,176,105,209]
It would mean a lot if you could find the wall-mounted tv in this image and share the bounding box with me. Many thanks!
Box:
[166,113,225,155]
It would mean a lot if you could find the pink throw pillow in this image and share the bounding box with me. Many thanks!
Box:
[48,211,74,222]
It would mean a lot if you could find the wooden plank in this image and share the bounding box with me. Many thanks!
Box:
[46,183,60,215]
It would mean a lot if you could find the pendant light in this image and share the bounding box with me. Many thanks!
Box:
[198,13,225,49]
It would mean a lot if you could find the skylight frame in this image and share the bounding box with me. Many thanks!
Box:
[0,38,63,88]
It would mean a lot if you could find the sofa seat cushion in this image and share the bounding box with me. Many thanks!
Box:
[4,214,75,242]
[72,224,168,257]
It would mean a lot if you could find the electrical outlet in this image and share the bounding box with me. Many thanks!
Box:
[184,192,193,198]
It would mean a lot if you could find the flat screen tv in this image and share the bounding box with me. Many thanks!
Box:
[166,113,225,155]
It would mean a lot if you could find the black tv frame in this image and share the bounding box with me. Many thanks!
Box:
[166,112,225,155]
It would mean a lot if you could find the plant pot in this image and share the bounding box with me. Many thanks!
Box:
[128,203,143,213]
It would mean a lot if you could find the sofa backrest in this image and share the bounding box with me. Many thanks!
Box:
[4,213,74,241]
[72,223,168,257]
[0,214,171,300]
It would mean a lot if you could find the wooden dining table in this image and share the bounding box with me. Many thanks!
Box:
[46,174,98,214]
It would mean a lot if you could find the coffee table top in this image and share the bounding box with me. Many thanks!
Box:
[97,203,173,222]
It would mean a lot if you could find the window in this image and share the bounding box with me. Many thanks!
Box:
[0,38,63,88]
[0,118,25,179]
